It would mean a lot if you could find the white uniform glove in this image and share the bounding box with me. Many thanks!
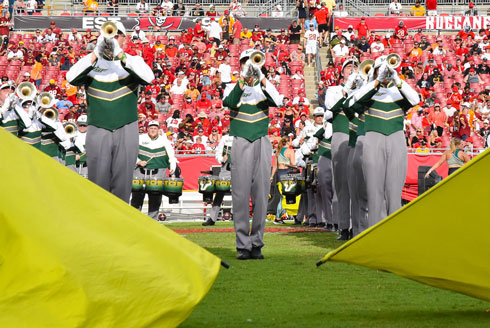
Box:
[387,65,402,86]
[95,35,123,60]
[252,64,265,81]
[376,63,389,82]
[0,93,17,115]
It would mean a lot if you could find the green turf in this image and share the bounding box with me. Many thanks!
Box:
[164,222,490,328]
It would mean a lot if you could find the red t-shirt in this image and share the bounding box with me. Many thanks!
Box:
[314,8,328,25]
[232,19,242,39]
[191,143,206,154]
[356,23,369,38]
[426,0,437,10]
[395,26,408,39]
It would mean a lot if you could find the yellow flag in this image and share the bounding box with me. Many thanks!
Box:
[0,128,221,327]
[319,148,490,302]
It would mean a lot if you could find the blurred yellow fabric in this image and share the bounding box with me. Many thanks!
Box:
[320,148,490,302]
[0,128,220,328]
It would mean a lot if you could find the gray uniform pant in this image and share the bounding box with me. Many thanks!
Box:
[77,164,88,178]
[316,156,333,225]
[209,165,231,222]
[347,136,368,236]
[307,188,318,224]
[231,136,272,251]
[331,132,351,230]
[86,121,139,203]
[363,130,407,227]
[130,168,167,220]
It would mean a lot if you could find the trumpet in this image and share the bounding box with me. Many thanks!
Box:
[64,122,78,136]
[41,107,59,121]
[359,59,375,78]
[250,50,265,67]
[16,82,36,101]
[37,92,55,109]
[100,21,118,39]
[386,53,401,69]
[242,50,265,80]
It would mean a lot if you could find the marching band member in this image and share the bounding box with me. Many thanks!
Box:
[312,108,334,230]
[349,56,419,227]
[75,115,88,177]
[17,99,42,149]
[131,120,176,221]
[202,130,234,226]
[325,58,357,240]
[39,111,67,161]
[67,22,154,202]
[223,48,282,260]
[0,82,23,136]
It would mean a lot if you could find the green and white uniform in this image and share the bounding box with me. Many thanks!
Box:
[313,121,334,228]
[130,133,176,220]
[18,107,42,149]
[67,52,154,202]
[351,80,419,227]
[75,130,88,177]
[40,120,66,160]
[326,84,351,232]
[223,79,282,252]
[208,134,233,222]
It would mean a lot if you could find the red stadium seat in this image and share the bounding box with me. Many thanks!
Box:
[60,12,71,16]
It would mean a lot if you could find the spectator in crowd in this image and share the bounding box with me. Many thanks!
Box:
[356,17,369,40]
[429,102,447,137]
[370,37,384,54]
[107,0,118,16]
[190,2,205,16]
[25,0,37,15]
[43,28,57,42]
[331,39,349,59]
[333,4,348,17]
[131,26,145,41]
[357,36,370,53]
[426,0,437,16]
[411,1,426,16]
[304,24,319,67]
[68,29,82,44]
[432,38,446,56]
[407,41,422,58]
[7,45,23,61]
[288,20,302,45]
[314,3,329,47]
[388,0,402,15]
[271,4,283,17]
[464,67,483,85]
[304,13,317,33]
[395,21,408,41]
[161,0,173,15]
[457,25,475,40]
[296,0,307,32]
[171,0,184,15]
[465,2,478,16]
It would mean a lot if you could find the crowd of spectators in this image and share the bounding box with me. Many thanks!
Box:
[3,2,490,154]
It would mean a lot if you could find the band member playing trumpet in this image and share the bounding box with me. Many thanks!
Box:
[131,120,176,220]
[349,55,419,227]
[67,22,154,202]
[223,49,282,260]
[202,131,234,226]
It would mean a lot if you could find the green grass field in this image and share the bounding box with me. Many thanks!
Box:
[166,222,490,328]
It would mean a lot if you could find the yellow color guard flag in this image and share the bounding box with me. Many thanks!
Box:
[0,128,221,327]
[319,148,490,302]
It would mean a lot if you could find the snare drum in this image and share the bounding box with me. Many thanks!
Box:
[163,177,184,204]
[215,177,231,193]
[279,174,299,204]
[198,175,217,203]
[293,175,306,194]
[145,177,164,194]
[132,178,145,192]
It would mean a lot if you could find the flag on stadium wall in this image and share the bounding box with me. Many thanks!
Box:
[318,148,490,302]
[0,128,220,327]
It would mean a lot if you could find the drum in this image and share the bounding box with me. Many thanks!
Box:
[293,175,306,194]
[198,175,216,203]
[145,177,164,194]
[280,174,299,204]
[163,177,184,204]
[132,178,145,192]
[215,177,231,193]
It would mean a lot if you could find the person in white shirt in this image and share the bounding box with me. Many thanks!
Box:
[135,0,149,14]
[271,4,283,17]
[43,28,57,42]
[343,25,355,41]
[370,38,385,54]
[331,39,349,58]
[443,103,457,117]
[304,24,319,67]
[25,0,37,14]
[166,111,183,131]
[432,40,446,56]
[479,38,489,51]
[333,4,348,17]
[131,26,146,40]
[7,46,24,60]
[482,47,490,61]
[389,0,402,15]
[218,57,232,85]
[193,128,208,144]
[291,70,304,80]
[170,77,187,95]
[161,0,173,15]
[292,91,310,105]
[68,29,82,43]
[206,17,222,45]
